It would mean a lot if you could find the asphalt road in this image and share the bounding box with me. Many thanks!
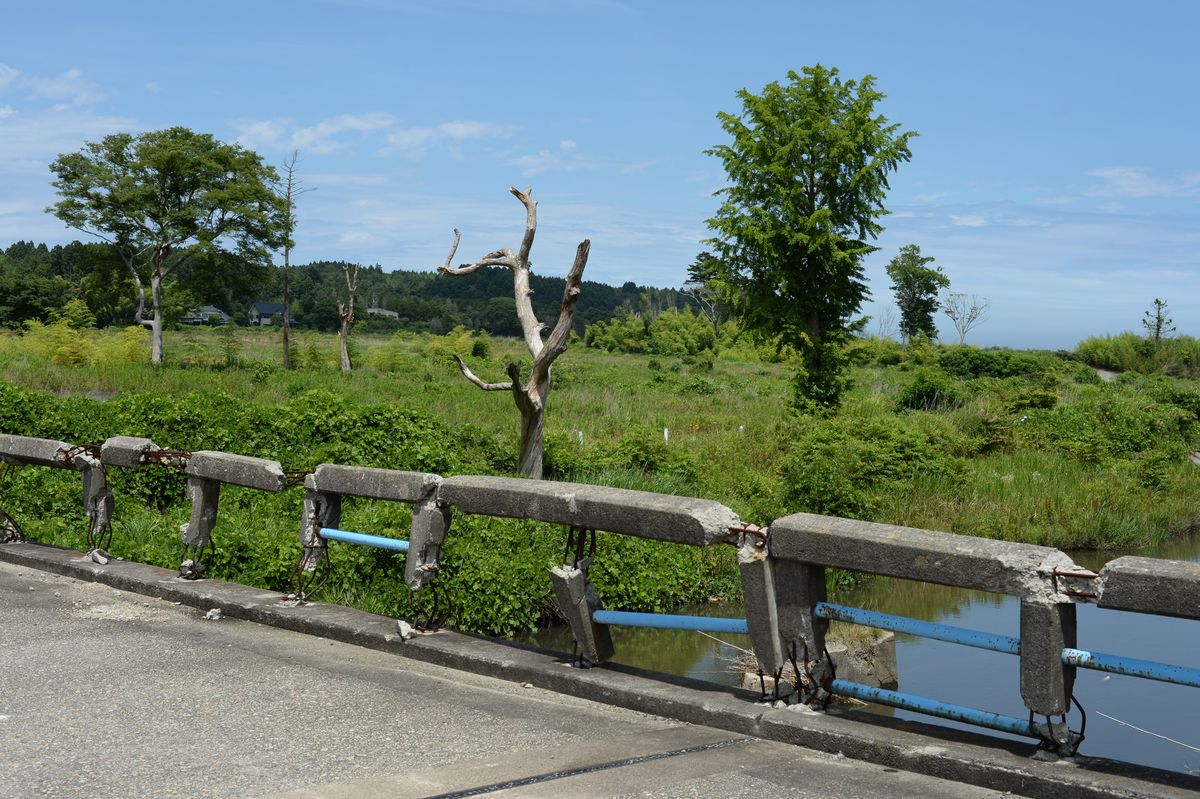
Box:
[0,560,1017,798]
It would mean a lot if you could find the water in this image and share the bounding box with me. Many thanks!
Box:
[527,536,1200,776]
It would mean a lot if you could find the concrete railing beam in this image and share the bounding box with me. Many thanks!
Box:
[100,436,159,468]
[186,451,286,493]
[311,464,440,503]
[1097,556,1200,620]
[770,513,1078,600]
[438,476,740,546]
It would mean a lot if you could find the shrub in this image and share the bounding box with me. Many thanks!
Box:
[938,346,1048,379]
[895,368,966,411]
[781,415,964,520]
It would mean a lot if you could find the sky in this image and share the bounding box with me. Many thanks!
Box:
[1,0,1198,349]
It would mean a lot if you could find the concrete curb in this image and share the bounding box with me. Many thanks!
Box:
[2,541,1194,799]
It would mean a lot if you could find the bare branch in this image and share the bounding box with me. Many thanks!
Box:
[510,186,537,265]
[532,239,590,383]
[452,354,514,392]
[438,227,516,275]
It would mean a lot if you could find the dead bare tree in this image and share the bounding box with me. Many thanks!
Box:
[439,186,590,479]
[941,291,991,345]
[337,262,360,372]
[277,150,314,370]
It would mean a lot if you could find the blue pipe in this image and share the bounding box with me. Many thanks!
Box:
[1061,648,1200,688]
[830,680,1038,738]
[592,610,749,635]
[815,602,1020,655]
[318,528,410,553]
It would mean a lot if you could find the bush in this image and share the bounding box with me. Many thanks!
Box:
[938,346,1048,379]
[895,368,966,411]
[781,415,964,519]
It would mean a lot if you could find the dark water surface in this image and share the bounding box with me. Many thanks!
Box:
[526,536,1200,776]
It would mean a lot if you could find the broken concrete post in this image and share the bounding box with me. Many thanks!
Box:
[1019,598,1077,717]
[299,474,341,573]
[437,475,740,546]
[181,477,220,550]
[99,436,159,468]
[405,496,451,590]
[772,558,832,705]
[77,453,114,543]
[549,557,613,666]
[1097,556,1200,621]
[1020,598,1078,751]
[185,451,286,492]
[737,537,785,677]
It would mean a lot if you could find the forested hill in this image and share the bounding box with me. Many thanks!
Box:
[0,240,690,333]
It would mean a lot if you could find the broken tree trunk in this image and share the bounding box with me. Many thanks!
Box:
[337,262,360,372]
[439,187,589,480]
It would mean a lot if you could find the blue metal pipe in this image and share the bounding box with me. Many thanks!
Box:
[1061,648,1200,688]
[592,610,749,635]
[815,602,1020,655]
[830,679,1038,739]
[318,528,410,553]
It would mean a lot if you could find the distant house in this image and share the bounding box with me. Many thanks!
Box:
[181,305,231,325]
[249,302,287,326]
[367,307,399,320]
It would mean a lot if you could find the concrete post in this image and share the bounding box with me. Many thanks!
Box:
[405,497,451,590]
[549,557,613,666]
[772,558,832,705]
[77,453,114,543]
[1020,598,1077,747]
[299,476,341,573]
[738,538,785,677]
[180,477,220,550]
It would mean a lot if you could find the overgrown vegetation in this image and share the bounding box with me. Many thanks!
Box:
[3,327,1199,635]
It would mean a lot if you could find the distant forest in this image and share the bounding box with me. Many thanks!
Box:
[0,240,692,335]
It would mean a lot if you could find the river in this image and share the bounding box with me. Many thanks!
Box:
[526,535,1200,776]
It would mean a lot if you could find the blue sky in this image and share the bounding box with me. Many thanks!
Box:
[2,0,1198,348]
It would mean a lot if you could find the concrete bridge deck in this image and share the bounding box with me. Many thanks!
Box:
[1,546,1194,799]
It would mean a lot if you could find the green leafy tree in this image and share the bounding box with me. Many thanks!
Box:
[705,65,915,408]
[886,244,949,340]
[48,127,283,364]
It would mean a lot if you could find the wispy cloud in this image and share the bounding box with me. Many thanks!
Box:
[1086,166,1200,198]
[381,119,517,156]
[0,63,18,90]
[510,139,598,175]
[22,68,108,106]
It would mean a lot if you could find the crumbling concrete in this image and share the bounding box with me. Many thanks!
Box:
[0,434,75,467]
[298,474,341,573]
[1097,556,1200,620]
[78,452,114,539]
[180,477,220,549]
[405,496,451,590]
[771,513,1079,600]
[737,538,786,676]
[185,451,286,493]
[1019,599,1077,720]
[549,558,613,665]
[437,476,740,546]
[99,436,159,468]
[312,464,440,503]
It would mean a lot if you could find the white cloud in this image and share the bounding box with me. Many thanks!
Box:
[0,63,18,90]
[950,214,986,227]
[145,81,160,94]
[383,119,517,156]
[1086,166,1200,198]
[232,119,289,151]
[23,68,107,105]
[0,105,14,120]
[291,112,395,154]
[511,139,597,176]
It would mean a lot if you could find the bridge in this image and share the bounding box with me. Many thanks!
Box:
[1,433,1198,797]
